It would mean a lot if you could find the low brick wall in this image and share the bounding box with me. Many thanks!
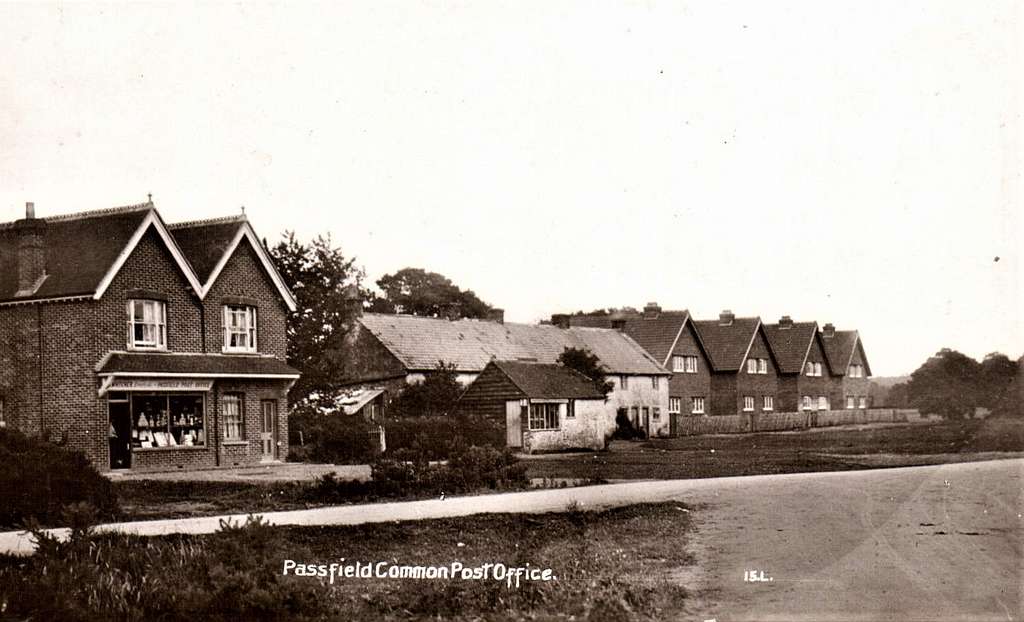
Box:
[673,408,918,437]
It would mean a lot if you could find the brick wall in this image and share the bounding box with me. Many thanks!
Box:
[667,323,712,417]
[735,330,779,414]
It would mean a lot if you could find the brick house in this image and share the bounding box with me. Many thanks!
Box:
[762,316,834,413]
[0,201,299,471]
[566,303,713,430]
[691,311,780,416]
[341,307,671,437]
[457,360,609,452]
[819,323,872,409]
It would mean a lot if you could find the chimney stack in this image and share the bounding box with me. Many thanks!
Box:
[487,308,505,324]
[822,323,835,338]
[719,309,735,325]
[643,302,661,319]
[778,315,793,328]
[550,313,571,329]
[342,286,363,318]
[13,202,47,297]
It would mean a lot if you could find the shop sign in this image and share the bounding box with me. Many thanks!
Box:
[108,378,214,392]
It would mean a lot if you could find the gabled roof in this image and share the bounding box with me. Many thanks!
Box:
[820,330,872,377]
[0,203,296,311]
[490,361,605,399]
[357,313,669,376]
[691,316,762,372]
[762,321,819,374]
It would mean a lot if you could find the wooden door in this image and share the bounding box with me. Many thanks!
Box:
[505,400,523,448]
[260,400,277,461]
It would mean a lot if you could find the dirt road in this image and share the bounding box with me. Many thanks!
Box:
[682,458,1022,621]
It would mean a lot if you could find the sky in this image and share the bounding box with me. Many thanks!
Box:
[0,2,1020,376]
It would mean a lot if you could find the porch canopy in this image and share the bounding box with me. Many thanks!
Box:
[95,352,300,395]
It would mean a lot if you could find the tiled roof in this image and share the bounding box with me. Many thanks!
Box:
[621,310,691,365]
[820,330,866,376]
[96,352,299,377]
[0,205,151,302]
[567,315,614,328]
[358,313,668,375]
[491,361,605,399]
[762,321,818,374]
[691,317,761,372]
[169,217,246,283]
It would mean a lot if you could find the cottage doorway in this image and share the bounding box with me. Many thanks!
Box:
[108,401,132,470]
[260,400,277,461]
[505,400,523,448]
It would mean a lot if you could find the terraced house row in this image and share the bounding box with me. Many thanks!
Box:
[563,303,872,423]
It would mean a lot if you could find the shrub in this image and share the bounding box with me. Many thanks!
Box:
[0,429,119,528]
[0,515,335,621]
[288,409,373,464]
[611,410,644,440]
[384,415,503,460]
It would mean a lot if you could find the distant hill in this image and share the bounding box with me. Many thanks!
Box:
[871,376,910,388]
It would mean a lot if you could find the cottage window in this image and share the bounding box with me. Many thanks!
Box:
[131,393,205,448]
[849,364,864,378]
[651,377,659,389]
[858,396,867,409]
[528,403,561,431]
[802,395,813,411]
[669,397,682,414]
[763,396,774,411]
[757,358,768,374]
[566,400,575,418]
[222,393,245,440]
[127,300,166,350]
[743,396,755,412]
[805,362,814,376]
[620,375,629,390]
[746,359,757,374]
[846,396,855,409]
[672,356,684,372]
[814,362,822,377]
[691,396,705,414]
[675,355,698,373]
[224,306,257,352]
[818,396,829,411]
[652,407,660,420]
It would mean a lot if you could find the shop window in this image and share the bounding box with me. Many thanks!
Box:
[528,403,560,430]
[127,300,166,350]
[132,393,205,448]
[223,393,245,440]
[224,305,257,353]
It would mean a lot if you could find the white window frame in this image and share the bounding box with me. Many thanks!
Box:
[127,299,167,350]
[669,397,682,414]
[846,396,855,409]
[222,393,245,441]
[818,396,829,411]
[620,375,629,390]
[652,376,659,389]
[223,305,258,353]
[849,364,863,378]
[802,395,813,411]
[805,361,814,376]
[652,407,661,420]
[814,362,822,377]
[746,359,757,374]
[757,358,768,374]
[672,355,685,372]
[691,396,705,415]
[528,402,561,430]
[763,395,774,411]
[743,396,755,412]
[858,396,867,409]
[684,355,698,373]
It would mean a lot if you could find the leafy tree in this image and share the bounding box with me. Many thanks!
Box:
[907,349,980,419]
[557,347,614,398]
[389,361,464,418]
[270,232,369,404]
[885,382,911,409]
[977,353,1018,409]
[369,268,492,319]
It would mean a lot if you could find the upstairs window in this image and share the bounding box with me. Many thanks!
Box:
[673,356,685,372]
[758,358,768,374]
[224,305,257,353]
[619,375,629,390]
[746,359,757,374]
[128,300,166,350]
[849,364,864,378]
[651,377,660,389]
[805,362,823,377]
[675,355,698,373]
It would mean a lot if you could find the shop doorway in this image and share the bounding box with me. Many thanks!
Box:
[260,400,277,461]
[108,401,132,470]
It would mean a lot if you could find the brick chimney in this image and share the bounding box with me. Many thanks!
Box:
[342,285,363,318]
[719,309,735,325]
[778,315,793,328]
[13,202,47,297]
[550,313,571,329]
[487,308,505,324]
[643,302,661,319]
[821,323,835,338]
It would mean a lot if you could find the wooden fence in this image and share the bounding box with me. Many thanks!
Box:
[673,408,917,437]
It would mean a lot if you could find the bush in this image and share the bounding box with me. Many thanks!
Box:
[0,515,335,621]
[612,410,644,440]
[0,429,119,528]
[384,415,503,460]
[288,409,373,464]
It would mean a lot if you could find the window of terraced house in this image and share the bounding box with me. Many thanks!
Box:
[675,355,698,373]
[529,403,561,430]
[849,364,864,378]
[763,396,774,411]
[127,299,166,350]
[802,395,813,411]
[743,396,754,411]
[669,397,681,414]
[222,393,245,440]
[755,358,768,374]
[224,305,257,353]
[818,396,829,411]
[691,396,705,414]
[673,356,685,372]
[858,396,867,409]
[846,396,855,409]
[746,358,756,373]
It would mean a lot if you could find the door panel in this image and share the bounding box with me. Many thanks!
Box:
[505,401,522,448]
[260,400,277,461]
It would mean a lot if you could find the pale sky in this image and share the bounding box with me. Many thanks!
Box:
[1,2,1020,376]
